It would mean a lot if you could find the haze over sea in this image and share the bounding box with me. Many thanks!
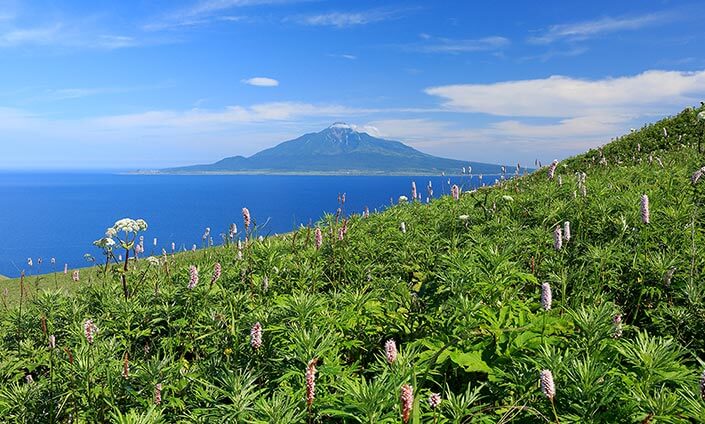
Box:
[0,172,489,278]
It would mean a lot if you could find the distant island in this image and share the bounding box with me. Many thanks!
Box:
[148,123,504,175]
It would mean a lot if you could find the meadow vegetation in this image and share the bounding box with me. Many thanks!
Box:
[2,107,705,422]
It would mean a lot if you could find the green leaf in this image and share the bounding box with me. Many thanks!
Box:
[448,349,491,374]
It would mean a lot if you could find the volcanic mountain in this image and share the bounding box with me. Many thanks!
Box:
[162,123,503,175]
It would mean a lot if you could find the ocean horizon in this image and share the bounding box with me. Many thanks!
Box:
[0,172,494,278]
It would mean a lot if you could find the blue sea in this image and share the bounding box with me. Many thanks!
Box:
[0,172,491,278]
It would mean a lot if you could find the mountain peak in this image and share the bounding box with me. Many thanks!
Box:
[328,122,356,130]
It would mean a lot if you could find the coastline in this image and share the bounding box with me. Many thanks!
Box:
[126,170,506,177]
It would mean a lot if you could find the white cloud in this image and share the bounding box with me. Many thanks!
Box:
[0,23,143,49]
[412,35,510,53]
[425,70,705,118]
[529,12,674,44]
[145,0,305,31]
[329,53,357,60]
[241,77,279,87]
[290,9,401,28]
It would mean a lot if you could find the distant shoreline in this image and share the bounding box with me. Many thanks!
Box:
[127,170,506,177]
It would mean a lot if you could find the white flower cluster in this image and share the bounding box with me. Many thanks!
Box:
[111,218,148,234]
[93,237,116,249]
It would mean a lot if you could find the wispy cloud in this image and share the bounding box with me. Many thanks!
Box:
[144,0,304,31]
[28,82,175,102]
[529,12,675,44]
[329,53,357,60]
[0,23,143,50]
[241,77,279,87]
[410,34,510,53]
[518,46,588,63]
[288,8,405,28]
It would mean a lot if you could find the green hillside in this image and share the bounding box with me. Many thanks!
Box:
[2,107,705,422]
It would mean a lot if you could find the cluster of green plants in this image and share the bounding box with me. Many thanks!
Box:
[1,107,705,423]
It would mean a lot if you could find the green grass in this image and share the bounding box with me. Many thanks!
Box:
[1,106,705,422]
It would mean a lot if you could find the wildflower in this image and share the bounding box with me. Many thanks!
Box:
[188,266,199,289]
[122,352,129,379]
[427,181,433,198]
[411,181,417,200]
[48,335,56,349]
[147,256,160,267]
[613,314,623,338]
[700,369,705,401]
[641,194,650,224]
[64,264,68,274]
[229,223,238,239]
[306,358,317,409]
[451,184,460,201]
[83,319,98,344]
[314,227,323,250]
[27,258,33,267]
[541,282,552,311]
[242,207,251,229]
[400,222,406,234]
[547,159,558,180]
[25,375,33,384]
[153,238,157,247]
[385,339,398,364]
[262,276,269,291]
[553,226,562,251]
[135,244,144,255]
[398,195,408,203]
[51,257,55,265]
[400,384,413,423]
[341,219,348,236]
[363,206,369,218]
[72,270,80,282]
[191,244,196,252]
[211,263,222,284]
[171,242,176,252]
[112,218,148,234]
[540,370,556,400]
[154,383,162,405]
[202,227,210,241]
[663,127,668,138]
[429,393,441,409]
[563,221,571,242]
[459,214,469,221]
[691,166,705,185]
[250,322,262,350]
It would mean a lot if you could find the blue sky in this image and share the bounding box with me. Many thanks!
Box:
[1,0,705,169]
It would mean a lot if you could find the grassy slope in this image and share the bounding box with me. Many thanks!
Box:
[2,107,705,422]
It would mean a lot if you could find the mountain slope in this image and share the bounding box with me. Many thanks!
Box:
[3,107,705,422]
[163,123,503,175]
